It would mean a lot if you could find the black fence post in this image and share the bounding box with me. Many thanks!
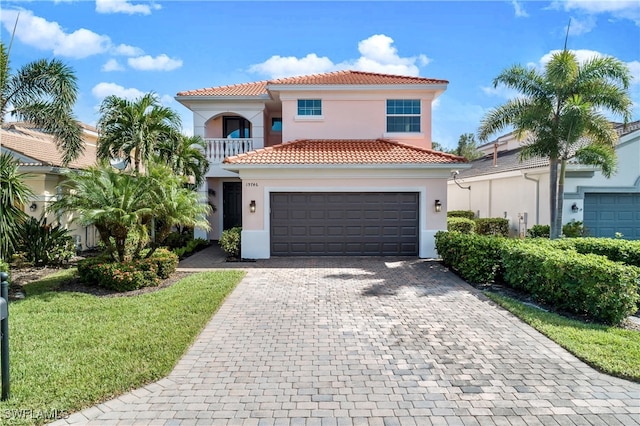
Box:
[0,271,9,400]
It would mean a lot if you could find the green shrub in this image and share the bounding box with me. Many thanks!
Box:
[474,218,510,236]
[562,220,588,237]
[148,248,179,279]
[173,237,210,259]
[435,231,505,284]
[447,210,475,220]
[551,237,640,268]
[15,217,75,266]
[502,243,639,325]
[165,230,193,250]
[77,257,158,291]
[219,227,242,257]
[77,250,177,291]
[527,224,550,238]
[447,217,476,233]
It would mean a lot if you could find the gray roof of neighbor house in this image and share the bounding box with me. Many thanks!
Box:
[455,121,640,179]
[0,122,98,169]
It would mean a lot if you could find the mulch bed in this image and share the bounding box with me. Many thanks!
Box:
[7,265,194,299]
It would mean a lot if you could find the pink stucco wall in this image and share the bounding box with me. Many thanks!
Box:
[279,90,435,149]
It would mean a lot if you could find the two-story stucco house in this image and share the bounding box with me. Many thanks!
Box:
[176,70,468,259]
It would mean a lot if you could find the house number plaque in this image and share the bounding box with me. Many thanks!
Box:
[245,182,259,187]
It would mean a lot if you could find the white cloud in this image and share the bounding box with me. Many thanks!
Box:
[511,0,529,18]
[128,54,183,71]
[96,0,161,15]
[91,83,176,113]
[537,49,605,67]
[0,9,110,59]
[92,82,146,102]
[554,0,640,26]
[566,15,597,35]
[248,34,430,79]
[627,61,640,85]
[481,85,521,99]
[102,59,124,72]
[248,54,334,78]
[113,43,144,56]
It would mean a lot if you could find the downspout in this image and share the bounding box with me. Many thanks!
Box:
[523,173,540,224]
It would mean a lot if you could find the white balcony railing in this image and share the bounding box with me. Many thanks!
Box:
[203,138,254,163]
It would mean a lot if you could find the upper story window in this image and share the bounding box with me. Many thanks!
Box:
[297,99,322,116]
[224,116,251,138]
[271,117,282,132]
[386,99,421,133]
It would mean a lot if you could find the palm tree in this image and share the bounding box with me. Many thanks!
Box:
[51,162,210,262]
[0,153,34,260]
[156,134,209,188]
[97,93,182,173]
[50,163,152,262]
[145,163,210,257]
[478,49,632,238]
[0,42,83,166]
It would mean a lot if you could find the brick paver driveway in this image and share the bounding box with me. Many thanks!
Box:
[55,256,640,425]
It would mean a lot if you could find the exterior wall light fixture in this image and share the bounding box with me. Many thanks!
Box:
[249,200,256,213]
[434,199,442,213]
[571,202,579,213]
[29,202,37,212]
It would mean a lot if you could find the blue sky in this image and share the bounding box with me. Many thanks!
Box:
[1,0,639,150]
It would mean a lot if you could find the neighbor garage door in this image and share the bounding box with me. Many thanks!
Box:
[270,192,419,256]
[583,193,640,240]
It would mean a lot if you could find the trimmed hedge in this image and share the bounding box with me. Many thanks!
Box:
[551,237,640,268]
[475,218,509,236]
[434,231,504,284]
[435,232,640,325]
[447,217,475,234]
[502,243,639,325]
[78,249,179,292]
[447,210,475,219]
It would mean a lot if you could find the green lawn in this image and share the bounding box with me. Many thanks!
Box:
[484,292,640,383]
[0,268,244,425]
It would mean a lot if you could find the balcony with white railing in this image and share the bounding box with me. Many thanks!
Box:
[203,138,254,164]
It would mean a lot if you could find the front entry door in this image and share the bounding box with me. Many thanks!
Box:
[223,182,242,230]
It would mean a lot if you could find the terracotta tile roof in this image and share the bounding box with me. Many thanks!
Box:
[268,70,448,86]
[0,123,97,169]
[177,70,448,97]
[177,81,269,97]
[223,139,466,165]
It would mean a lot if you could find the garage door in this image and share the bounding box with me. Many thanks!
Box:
[270,192,419,256]
[583,193,640,240]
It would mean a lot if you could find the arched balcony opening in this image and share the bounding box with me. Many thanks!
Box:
[203,114,255,164]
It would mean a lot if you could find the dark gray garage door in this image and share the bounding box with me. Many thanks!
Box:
[270,192,419,256]
[583,193,640,240]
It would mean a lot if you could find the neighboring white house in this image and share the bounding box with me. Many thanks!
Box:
[176,70,469,258]
[0,122,101,250]
[448,121,640,239]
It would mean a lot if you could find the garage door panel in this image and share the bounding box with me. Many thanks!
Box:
[291,210,307,220]
[584,193,640,240]
[271,192,419,256]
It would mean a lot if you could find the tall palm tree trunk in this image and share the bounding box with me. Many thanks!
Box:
[555,158,568,239]
[549,157,560,239]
